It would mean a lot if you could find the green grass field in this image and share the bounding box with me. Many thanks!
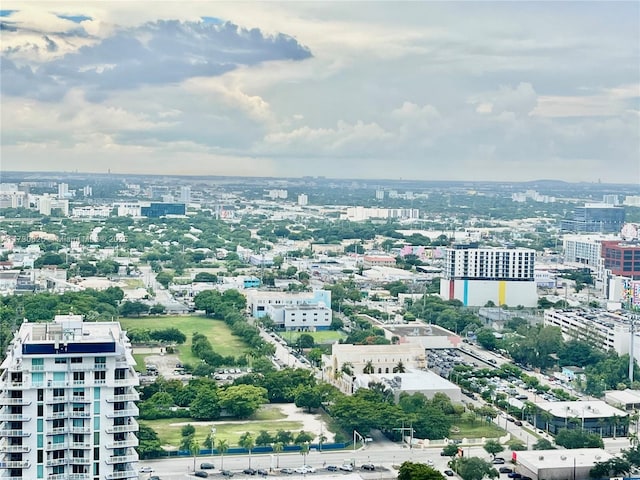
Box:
[120,315,250,366]
[142,408,303,447]
[449,420,505,439]
[283,330,345,345]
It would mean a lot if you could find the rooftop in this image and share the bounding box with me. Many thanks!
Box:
[516,448,612,470]
[537,400,627,419]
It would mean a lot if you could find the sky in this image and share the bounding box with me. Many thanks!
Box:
[1,1,639,183]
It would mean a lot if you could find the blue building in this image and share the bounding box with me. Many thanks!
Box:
[140,202,186,218]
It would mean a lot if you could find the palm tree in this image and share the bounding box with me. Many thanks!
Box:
[540,410,553,433]
[239,432,255,468]
[190,439,200,472]
[299,442,310,465]
[318,434,327,453]
[217,439,229,470]
[272,442,284,468]
[341,362,354,376]
[393,361,406,373]
[363,360,374,374]
[203,433,214,454]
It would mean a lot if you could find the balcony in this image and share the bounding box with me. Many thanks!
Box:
[0,460,30,468]
[106,407,139,419]
[46,457,68,466]
[0,397,30,406]
[106,420,138,434]
[105,453,138,464]
[69,411,91,418]
[31,364,45,371]
[68,457,91,465]
[68,474,92,480]
[0,414,30,422]
[45,442,69,450]
[70,396,91,404]
[113,378,138,387]
[106,437,138,449]
[70,442,91,449]
[72,380,85,386]
[46,395,68,404]
[70,426,91,434]
[0,445,30,453]
[106,392,139,403]
[94,363,107,370]
[47,427,68,435]
[0,429,31,437]
[106,470,138,480]
[46,412,67,420]
[69,363,92,371]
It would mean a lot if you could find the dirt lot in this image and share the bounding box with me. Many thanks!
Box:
[143,353,192,382]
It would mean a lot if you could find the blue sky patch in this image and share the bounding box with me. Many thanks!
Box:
[56,14,92,23]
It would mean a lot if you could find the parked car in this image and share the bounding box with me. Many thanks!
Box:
[339,464,354,472]
[257,469,268,476]
[361,463,375,471]
[221,470,234,477]
[294,466,315,474]
[243,468,257,475]
[150,477,161,480]
[443,470,455,477]
[499,467,513,474]
[507,473,522,479]
[139,467,154,473]
[492,457,506,464]
[200,463,215,470]
[194,472,209,479]
[514,420,523,426]
[280,468,294,474]
[326,466,338,472]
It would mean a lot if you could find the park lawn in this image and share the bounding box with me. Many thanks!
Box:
[284,330,345,345]
[449,420,505,440]
[120,315,249,366]
[132,353,147,373]
[122,278,145,289]
[141,417,304,447]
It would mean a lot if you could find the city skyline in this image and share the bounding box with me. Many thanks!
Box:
[1,1,639,183]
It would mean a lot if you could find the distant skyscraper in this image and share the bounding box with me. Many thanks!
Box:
[180,186,191,204]
[602,194,620,206]
[0,315,139,480]
[297,194,308,206]
[57,183,69,199]
[82,185,93,197]
[561,203,625,233]
[375,190,384,200]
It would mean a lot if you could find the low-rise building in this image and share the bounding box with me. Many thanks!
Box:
[352,370,461,403]
[246,290,331,318]
[514,448,613,480]
[604,389,640,411]
[266,303,332,331]
[533,400,628,438]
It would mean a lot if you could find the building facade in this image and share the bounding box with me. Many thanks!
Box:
[440,245,537,307]
[0,315,139,480]
[245,290,332,319]
[601,240,640,280]
[561,203,625,233]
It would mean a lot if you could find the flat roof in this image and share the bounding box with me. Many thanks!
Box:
[356,369,460,392]
[537,400,627,419]
[517,448,612,470]
[605,389,640,405]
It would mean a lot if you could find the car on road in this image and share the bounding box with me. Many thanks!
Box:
[221,470,234,477]
[194,472,209,479]
[200,463,215,470]
[243,468,257,475]
[280,468,294,474]
[326,466,338,472]
[507,473,522,479]
[339,464,353,472]
[257,469,268,476]
[492,457,506,464]
[150,477,161,480]
[139,467,154,473]
[361,463,375,471]
[499,467,513,474]
[443,470,455,477]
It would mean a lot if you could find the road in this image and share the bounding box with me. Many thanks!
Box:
[139,265,190,314]
[137,444,497,480]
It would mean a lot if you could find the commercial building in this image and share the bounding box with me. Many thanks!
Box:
[322,343,426,394]
[601,240,640,279]
[265,303,332,331]
[342,207,419,221]
[561,203,625,233]
[604,389,640,411]
[245,290,332,319]
[140,202,186,218]
[514,448,613,480]
[533,400,627,438]
[0,315,139,480]
[440,244,537,307]
[562,234,618,269]
[352,370,461,403]
[297,194,308,206]
[543,308,639,360]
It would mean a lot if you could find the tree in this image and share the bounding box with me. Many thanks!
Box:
[256,430,273,446]
[294,431,315,445]
[238,432,255,468]
[294,385,322,413]
[454,457,499,480]
[272,442,284,468]
[149,303,166,315]
[217,439,229,470]
[393,361,406,373]
[296,333,315,349]
[137,424,164,459]
[397,461,445,480]
[119,300,149,317]
[363,360,375,374]
[555,428,604,449]
[441,444,460,457]
[476,328,497,351]
[275,430,293,445]
[299,442,310,465]
[219,385,267,418]
[203,433,215,453]
[532,438,555,450]
[190,388,221,420]
[590,457,631,478]
[483,439,504,459]
[194,272,218,283]
[156,271,174,288]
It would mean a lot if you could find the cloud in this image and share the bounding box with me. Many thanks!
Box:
[1,19,312,98]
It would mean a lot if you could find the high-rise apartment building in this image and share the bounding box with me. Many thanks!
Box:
[297,194,308,206]
[440,244,537,306]
[179,186,191,204]
[0,315,139,480]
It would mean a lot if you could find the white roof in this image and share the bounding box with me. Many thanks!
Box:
[537,400,627,419]
[605,389,640,405]
[516,448,612,470]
